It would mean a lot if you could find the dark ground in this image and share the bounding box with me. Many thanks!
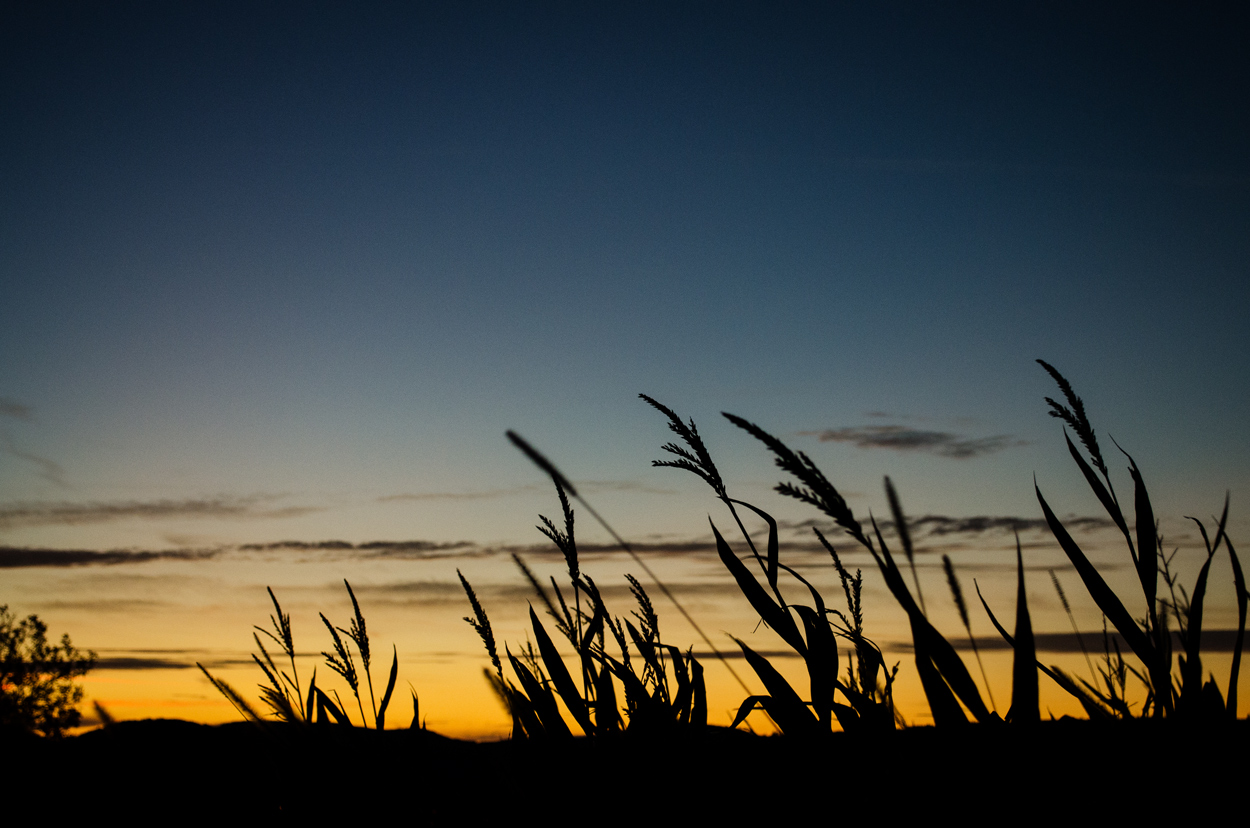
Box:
[6,718,1244,820]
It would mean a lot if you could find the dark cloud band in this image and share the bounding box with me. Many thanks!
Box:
[802,425,1027,458]
[0,496,322,528]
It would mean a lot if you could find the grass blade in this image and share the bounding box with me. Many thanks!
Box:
[728,498,780,592]
[1227,538,1246,717]
[869,514,989,722]
[409,685,421,730]
[529,606,593,734]
[376,645,398,730]
[313,686,350,726]
[198,663,262,723]
[733,637,821,736]
[690,655,707,727]
[1009,536,1038,724]
[1036,483,1154,665]
[1179,529,1217,711]
[975,580,1109,718]
[507,648,571,738]
[711,520,806,655]
[1125,450,1158,618]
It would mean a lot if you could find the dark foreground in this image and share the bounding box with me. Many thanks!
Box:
[7,718,1244,820]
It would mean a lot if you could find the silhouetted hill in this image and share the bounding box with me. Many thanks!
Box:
[10,718,1241,820]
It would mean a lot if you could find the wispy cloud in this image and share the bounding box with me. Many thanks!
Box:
[0,495,322,529]
[95,654,196,670]
[801,425,1027,459]
[782,514,1113,539]
[1,433,68,488]
[0,546,221,568]
[0,398,33,421]
[380,486,541,502]
[379,480,675,503]
[905,515,1111,536]
[240,539,480,559]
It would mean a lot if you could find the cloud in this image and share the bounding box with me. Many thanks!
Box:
[240,539,480,560]
[0,546,221,568]
[379,480,675,503]
[0,495,322,529]
[380,486,541,502]
[780,514,1114,541]
[904,515,1112,536]
[801,425,1027,458]
[0,398,32,421]
[1,433,68,487]
[95,655,196,670]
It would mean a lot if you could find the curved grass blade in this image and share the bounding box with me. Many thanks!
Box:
[313,686,350,726]
[774,560,838,726]
[376,645,398,730]
[793,604,836,729]
[869,516,989,722]
[198,663,263,723]
[712,520,805,655]
[1036,484,1153,664]
[1229,538,1246,717]
[1125,450,1158,616]
[733,637,821,736]
[410,686,423,730]
[728,498,780,592]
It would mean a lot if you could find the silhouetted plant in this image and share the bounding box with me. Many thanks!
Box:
[1032,360,1246,720]
[644,398,1045,729]
[0,605,96,737]
[200,582,409,729]
[460,474,706,738]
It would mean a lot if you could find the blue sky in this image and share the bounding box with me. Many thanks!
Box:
[1,3,1247,729]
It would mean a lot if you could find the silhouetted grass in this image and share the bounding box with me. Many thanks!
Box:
[201,581,410,729]
[204,360,1243,738]
[636,361,1245,730]
[459,473,706,738]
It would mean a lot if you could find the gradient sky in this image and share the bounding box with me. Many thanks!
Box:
[2,3,1247,735]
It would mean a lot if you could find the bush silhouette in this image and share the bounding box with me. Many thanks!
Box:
[0,605,95,737]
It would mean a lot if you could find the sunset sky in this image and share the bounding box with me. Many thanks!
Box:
[2,3,1247,737]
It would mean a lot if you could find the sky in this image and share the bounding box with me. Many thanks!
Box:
[2,2,1248,737]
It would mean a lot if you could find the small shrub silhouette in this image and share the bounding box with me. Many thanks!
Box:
[0,605,96,737]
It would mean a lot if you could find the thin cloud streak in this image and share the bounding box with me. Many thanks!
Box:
[0,513,1117,568]
[379,480,675,503]
[0,496,323,529]
[802,425,1028,458]
[0,398,33,421]
[0,546,221,568]
[782,514,1114,538]
[1,433,68,488]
